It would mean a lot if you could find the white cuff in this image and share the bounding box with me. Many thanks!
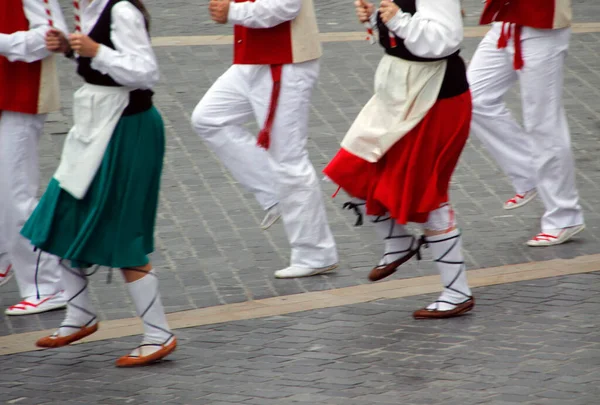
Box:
[90,44,114,73]
[0,34,10,56]
[385,10,411,37]
[227,2,246,25]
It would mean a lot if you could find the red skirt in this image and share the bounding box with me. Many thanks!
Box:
[323,91,472,224]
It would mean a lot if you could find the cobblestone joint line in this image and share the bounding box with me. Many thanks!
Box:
[1,253,600,356]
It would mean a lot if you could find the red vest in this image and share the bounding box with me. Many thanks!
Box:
[0,0,44,114]
[480,0,572,29]
[232,0,322,65]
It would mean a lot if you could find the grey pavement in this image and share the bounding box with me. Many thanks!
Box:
[1,272,600,404]
[1,1,600,334]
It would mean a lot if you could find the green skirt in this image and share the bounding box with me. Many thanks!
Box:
[21,106,165,269]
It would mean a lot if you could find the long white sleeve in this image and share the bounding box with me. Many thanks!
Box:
[90,2,159,89]
[0,0,67,63]
[228,0,302,29]
[384,0,463,58]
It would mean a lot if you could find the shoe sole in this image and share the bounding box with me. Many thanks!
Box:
[275,264,338,279]
[413,298,475,320]
[526,224,586,247]
[115,339,177,367]
[503,191,537,210]
[5,302,67,316]
[36,323,99,348]
[261,214,281,231]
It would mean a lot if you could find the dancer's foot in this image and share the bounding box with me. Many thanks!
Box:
[526,224,585,247]
[503,189,537,210]
[368,236,424,282]
[275,263,338,278]
[5,292,67,316]
[260,204,281,230]
[36,322,99,348]
[115,336,177,367]
[413,297,475,319]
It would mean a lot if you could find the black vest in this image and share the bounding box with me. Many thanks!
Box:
[76,0,153,115]
[376,0,468,99]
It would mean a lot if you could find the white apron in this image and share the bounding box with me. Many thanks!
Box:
[341,54,447,163]
[53,84,129,199]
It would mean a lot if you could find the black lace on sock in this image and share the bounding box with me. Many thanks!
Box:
[123,268,174,345]
[56,261,97,332]
[423,232,471,308]
[34,249,42,300]
[342,201,365,226]
[373,216,423,266]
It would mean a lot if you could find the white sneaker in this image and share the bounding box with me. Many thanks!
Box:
[260,204,281,230]
[503,189,537,210]
[526,224,586,247]
[5,291,67,316]
[274,264,338,279]
[0,263,12,288]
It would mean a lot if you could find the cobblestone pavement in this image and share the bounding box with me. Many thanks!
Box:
[1,1,600,335]
[1,272,599,404]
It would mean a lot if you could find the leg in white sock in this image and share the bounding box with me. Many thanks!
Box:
[371,214,418,266]
[342,197,417,261]
[414,204,474,318]
[425,229,472,310]
[35,261,98,348]
[57,262,97,336]
[118,267,176,366]
[342,198,422,282]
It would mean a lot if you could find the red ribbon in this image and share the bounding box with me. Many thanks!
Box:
[497,22,524,70]
[256,64,283,150]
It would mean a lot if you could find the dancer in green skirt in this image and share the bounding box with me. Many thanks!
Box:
[21,0,176,367]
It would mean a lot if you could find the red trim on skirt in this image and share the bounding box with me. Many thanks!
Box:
[323,91,472,224]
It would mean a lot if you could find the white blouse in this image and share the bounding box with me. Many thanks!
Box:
[376,0,463,59]
[0,0,67,63]
[228,0,302,29]
[80,0,159,89]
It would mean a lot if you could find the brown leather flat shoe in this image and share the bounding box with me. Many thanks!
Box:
[368,237,424,282]
[412,297,475,320]
[36,323,99,348]
[115,337,177,367]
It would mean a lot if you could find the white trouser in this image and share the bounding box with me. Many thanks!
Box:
[468,23,583,231]
[192,60,338,268]
[0,111,62,298]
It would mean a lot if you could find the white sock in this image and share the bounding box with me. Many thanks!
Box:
[57,262,97,336]
[371,214,415,265]
[126,269,173,352]
[425,229,472,311]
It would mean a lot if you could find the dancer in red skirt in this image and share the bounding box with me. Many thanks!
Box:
[324,0,474,319]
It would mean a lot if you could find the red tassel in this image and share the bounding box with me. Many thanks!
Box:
[332,185,342,198]
[257,64,283,150]
[513,25,524,70]
[497,22,509,49]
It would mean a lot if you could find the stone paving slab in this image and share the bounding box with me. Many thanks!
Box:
[0,272,599,404]
[1,3,600,335]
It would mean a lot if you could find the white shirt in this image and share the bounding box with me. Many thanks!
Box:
[79,0,159,89]
[377,0,463,59]
[228,0,302,29]
[54,0,159,199]
[0,0,67,63]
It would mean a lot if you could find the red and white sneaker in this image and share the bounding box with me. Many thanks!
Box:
[503,189,537,210]
[0,263,13,288]
[5,291,67,316]
[527,224,586,247]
